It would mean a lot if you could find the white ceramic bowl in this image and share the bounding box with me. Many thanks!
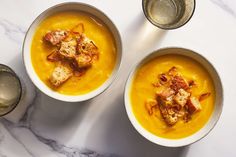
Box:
[124,47,223,147]
[23,2,122,102]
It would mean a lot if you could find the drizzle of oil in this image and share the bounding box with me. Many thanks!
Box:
[90,17,103,27]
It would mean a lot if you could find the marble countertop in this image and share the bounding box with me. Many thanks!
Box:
[1,0,236,156]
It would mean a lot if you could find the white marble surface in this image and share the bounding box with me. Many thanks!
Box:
[0,0,236,156]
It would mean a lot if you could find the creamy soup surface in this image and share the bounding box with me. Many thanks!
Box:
[31,11,117,95]
[130,54,215,139]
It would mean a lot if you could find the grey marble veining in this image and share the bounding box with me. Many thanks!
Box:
[0,90,117,157]
[1,121,117,157]
[211,0,236,18]
[0,0,236,156]
[0,18,26,44]
[0,8,119,157]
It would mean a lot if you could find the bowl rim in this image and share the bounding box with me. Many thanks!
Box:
[22,2,123,102]
[124,47,224,147]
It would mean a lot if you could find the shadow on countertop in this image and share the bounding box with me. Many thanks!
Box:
[84,13,187,157]
[3,10,186,157]
[122,11,167,62]
[85,93,189,157]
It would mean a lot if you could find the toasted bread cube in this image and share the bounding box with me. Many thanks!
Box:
[187,97,202,114]
[75,53,92,68]
[59,39,77,58]
[159,106,178,125]
[77,34,98,57]
[44,30,68,45]
[174,89,190,107]
[165,114,178,125]
[170,75,189,92]
[145,99,157,115]
[49,65,73,87]
[158,97,179,125]
[157,88,175,101]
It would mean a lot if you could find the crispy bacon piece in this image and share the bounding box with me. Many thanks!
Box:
[145,99,158,115]
[159,73,168,83]
[47,50,61,62]
[44,30,68,45]
[188,80,196,87]
[183,111,191,122]
[170,75,189,92]
[168,66,178,76]
[71,23,84,34]
[73,68,87,77]
[199,92,211,101]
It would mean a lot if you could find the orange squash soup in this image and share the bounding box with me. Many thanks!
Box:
[130,54,215,139]
[31,11,117,95]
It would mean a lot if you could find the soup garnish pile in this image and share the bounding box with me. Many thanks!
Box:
[44,23,99,87]
[145,66,211,126]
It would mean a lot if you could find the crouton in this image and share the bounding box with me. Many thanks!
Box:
[49,65,73,87]
[186,97,202,114]
[157,88,175,101]
[157,89,182,125]
[59,39,77,58]
[170,75,189,92]
[183,112,191,122]
[176,110,186,118]
[157,94,173,106]
[77,34,99,57]
[75,53,92,68]
[73,68,87,77]
[145,99,158,115]
[165,114,178,125]
[159,106,178,125]
[174,89,190,107]
[44,30,68,45]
